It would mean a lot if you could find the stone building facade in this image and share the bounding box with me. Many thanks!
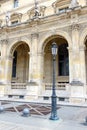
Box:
[0,0,87,102]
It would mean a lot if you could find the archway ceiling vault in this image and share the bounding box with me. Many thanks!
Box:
[44,37,68,49]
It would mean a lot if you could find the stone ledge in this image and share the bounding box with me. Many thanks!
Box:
[70,80,84,86]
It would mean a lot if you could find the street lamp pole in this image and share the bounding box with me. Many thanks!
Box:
[50,42,59,120]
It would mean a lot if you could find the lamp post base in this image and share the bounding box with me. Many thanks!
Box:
[49,116,59,121]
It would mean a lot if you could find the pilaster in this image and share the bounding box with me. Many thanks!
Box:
[28,33,38,82]
[70,24,82,84]
[26,33,43,99]
[67,47,73,83]
[69,24,86,103]
[79,45,86,84]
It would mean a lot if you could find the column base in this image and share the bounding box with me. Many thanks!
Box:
[69,81,86,103]
[25,81,41,100]
[69,97,85,103]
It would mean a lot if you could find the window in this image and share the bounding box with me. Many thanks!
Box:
[11,20,18,25]
[14,0,18,8]
[12,51,17,77]
[58,44,69,76]
[59,7,68,13]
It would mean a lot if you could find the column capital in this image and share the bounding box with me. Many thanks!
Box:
[6,55,13,60]
[67,47,73,52]
[79,45,86,51]
[1,39,8,45]
[37,52,45,56]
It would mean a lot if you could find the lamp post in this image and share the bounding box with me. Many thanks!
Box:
[50,42,59,120]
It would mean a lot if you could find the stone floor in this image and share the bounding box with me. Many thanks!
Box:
[0,100,87,130]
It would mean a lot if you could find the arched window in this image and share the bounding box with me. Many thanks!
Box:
[12,51,17,77]
[58,43,69,76]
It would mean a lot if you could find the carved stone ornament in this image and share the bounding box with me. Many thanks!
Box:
[1,39,8,44]
[71,23,79,30]
[69,0,79,8]
[27,6,46,19]
[10,12,22,23]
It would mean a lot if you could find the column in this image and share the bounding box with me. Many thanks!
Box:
[0,40,8,96]
[69,24,85,103]
[5,56,13,83]
[26,33,40,99]
[67,47,73,83]
[28,33,38,82]
[4,56,13,95]
[71,24,82,84]
[37,52,44,93]
[79,45,86,84]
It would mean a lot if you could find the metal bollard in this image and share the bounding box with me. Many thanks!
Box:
[22,108,30,117]
[0,106,4,113]
[85,116,87,124]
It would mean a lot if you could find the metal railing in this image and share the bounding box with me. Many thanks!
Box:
[45,83,67,90]
[11,83,26,89]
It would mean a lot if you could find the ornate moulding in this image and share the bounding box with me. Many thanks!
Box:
[10,12,23,23]
[27,6,46,19]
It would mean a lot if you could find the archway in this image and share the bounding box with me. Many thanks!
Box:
[11,42,30,84]
[43,35,69,83]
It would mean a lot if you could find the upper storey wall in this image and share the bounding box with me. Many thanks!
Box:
[0,0,86,13]
[0,0,87,26]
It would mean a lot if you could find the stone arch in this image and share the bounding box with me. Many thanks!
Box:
[7,37,31,57]
[80,28,87,47]
[39,31,72,52]
[8,39,31,84]
[43,32,70,83]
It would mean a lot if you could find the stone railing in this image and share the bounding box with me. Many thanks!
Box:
[11,83,26,89]
[45,83,68,90]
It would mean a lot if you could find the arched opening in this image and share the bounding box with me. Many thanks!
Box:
[11,42,30,85]
[43,35,69,84]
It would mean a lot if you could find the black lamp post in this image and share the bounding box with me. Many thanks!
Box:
[50,42,59,120]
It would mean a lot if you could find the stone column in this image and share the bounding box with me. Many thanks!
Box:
[69,24,85,103]
[37,52,44,93]
[67,47,73,83]
[28,33,38,82]
[79,45,86,84]
[71,24,82,84]
[0,40,8,96]
[0,55,4,96]
[26,33,41,99]
[4,56,13,95]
